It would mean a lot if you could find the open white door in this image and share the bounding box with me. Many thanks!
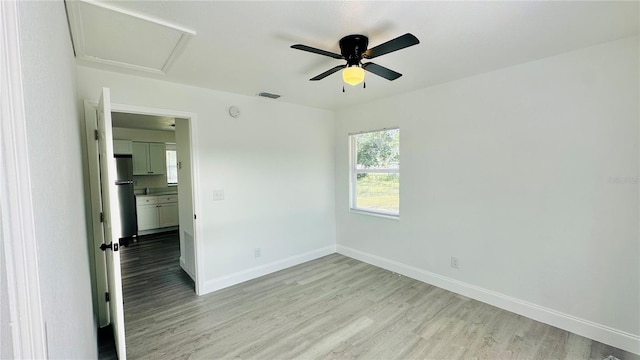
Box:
[97,88,127,359]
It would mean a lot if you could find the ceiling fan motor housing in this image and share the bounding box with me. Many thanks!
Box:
[339,35,368,66]
[291,32,419,82]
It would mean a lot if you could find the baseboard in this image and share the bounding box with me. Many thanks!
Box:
[200,245,336,295]
[180,258,195,281]
[337,245,640,355]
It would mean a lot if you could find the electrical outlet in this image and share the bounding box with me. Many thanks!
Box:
[213,189,225,201]
[451,256,459,269]
[254,248,261,258]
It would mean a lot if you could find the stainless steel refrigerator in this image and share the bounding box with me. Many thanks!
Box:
[115,155,137,240]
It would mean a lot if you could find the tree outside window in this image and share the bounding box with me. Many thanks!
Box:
[350,128,399,216]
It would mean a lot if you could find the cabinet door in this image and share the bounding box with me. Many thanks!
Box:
[158,203,179,227]
[136,204,159,231]
[113,140,132,155]
[148,143,166,175]
[132,142,149,175]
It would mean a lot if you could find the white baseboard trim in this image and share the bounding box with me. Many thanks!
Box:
[337,245,640,355]
[200,245,337,295]
[180,258,195,281]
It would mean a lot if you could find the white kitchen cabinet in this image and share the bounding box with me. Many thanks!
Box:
[136,194,178,232]
[113,140,133,155]
[148,143,166,174]
[132,142,166,175]
[158,194,179,227]
[158,203,179,227]
[137,204,160,231]
[132,142,148,174]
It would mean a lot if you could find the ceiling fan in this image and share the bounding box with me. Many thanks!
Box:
[291,33,420,88]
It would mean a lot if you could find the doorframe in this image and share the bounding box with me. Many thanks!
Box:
[84,100,203,327]
[0,1,47,357]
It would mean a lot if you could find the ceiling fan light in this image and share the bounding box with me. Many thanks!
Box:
[343,66,365,86]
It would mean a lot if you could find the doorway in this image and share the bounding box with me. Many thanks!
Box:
[83,100,202,331]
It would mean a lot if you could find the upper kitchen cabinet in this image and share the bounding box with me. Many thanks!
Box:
[113,140,133,155]
[132,142,166,175]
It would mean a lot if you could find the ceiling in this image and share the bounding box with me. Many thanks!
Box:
[69,1,639,110]
[112,112,175,131]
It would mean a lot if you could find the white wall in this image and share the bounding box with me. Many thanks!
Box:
[76,66,336,293]
[335,37,639,352]
[18,1,96,358]
[0,217,13,359]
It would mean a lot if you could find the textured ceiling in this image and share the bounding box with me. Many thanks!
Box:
[70,1,639,110]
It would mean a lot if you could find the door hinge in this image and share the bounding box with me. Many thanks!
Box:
[194,214,196,220]
[94,129,99,140]
[99,212,104,222]
[105,292,110,302]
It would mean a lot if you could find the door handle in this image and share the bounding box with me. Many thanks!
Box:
[100,242,119,252]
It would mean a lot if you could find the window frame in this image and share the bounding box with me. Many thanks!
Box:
[165,143,178,186]
[349,127,400,218]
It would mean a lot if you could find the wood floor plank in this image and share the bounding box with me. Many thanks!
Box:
[111,231,639,360]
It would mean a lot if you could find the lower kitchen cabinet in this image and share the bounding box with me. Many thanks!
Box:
[136,194,179,232]
[158,203,179,228]
[137,204,160,231]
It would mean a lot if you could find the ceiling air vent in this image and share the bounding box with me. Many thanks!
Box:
[258,92,281,99]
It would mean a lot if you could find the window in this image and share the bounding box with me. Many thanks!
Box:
[350,128,399,217]
[166,144,178,185]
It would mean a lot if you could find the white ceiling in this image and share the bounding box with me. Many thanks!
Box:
[70,1,639,110]
[112,112,175,131]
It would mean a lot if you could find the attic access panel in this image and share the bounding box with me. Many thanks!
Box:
[66,0,195,74]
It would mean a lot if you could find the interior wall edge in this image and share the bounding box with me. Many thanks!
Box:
[200,245,336,295]
[180,259,195,281]
[336,244,640,355]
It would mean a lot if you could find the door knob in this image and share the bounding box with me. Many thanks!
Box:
[99,242,119,252]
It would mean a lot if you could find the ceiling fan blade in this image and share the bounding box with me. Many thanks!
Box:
[363,33,420,59]
[291,44,343,59]
[362,62,402,81]
[310,65,346,81]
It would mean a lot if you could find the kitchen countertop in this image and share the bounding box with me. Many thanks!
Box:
[136,191,178,197]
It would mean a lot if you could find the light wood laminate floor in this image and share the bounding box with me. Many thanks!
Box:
[116,232,638,360]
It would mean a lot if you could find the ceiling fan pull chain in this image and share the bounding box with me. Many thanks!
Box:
[363,81,366,89]
[342,85,345,93]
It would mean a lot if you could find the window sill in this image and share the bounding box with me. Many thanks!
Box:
[349,208,399,221]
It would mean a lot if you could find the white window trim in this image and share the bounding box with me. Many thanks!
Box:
[349,127,400,218]
[355,168,400,174]
[165,144,178,186]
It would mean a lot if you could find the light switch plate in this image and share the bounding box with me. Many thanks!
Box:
[213,190,224,201]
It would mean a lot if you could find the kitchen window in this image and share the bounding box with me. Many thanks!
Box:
[349,128,399,217]
[166,144,178,185]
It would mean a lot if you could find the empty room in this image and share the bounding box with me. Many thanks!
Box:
[1,1,638,360]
